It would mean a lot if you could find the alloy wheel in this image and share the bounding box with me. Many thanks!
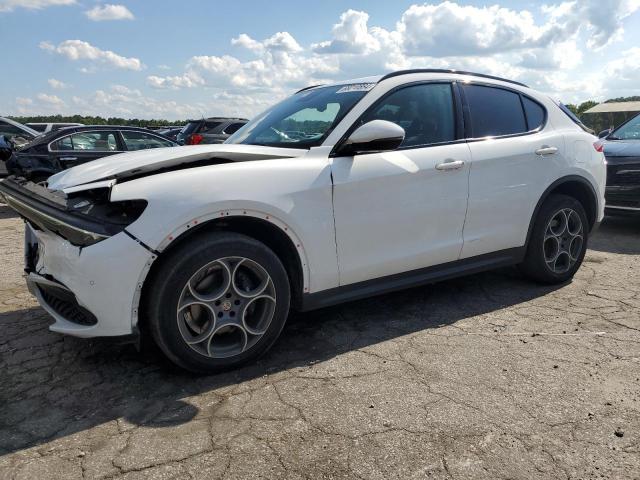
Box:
[176,256,276,358]
[543,208,584,274]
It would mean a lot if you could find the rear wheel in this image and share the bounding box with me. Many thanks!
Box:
[520,194,589,284]
[146,232,290,373]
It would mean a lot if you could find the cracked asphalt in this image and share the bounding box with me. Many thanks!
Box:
[0,202,639,480]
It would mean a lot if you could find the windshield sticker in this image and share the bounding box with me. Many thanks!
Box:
[336,83,376,93]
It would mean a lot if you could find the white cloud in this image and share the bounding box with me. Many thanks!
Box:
[0,0,75,13]
[232,31,302,54]
[7,2,640,118]
[85,3,133,21]
[47,78,68,89]
[542,0,640,49]
[36,93,64,106]
[147,72,204,89]
[311,10,381,54]
[40,39,143,71]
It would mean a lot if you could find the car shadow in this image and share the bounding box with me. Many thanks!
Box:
[590,214,640,255]
[0,267,563,455]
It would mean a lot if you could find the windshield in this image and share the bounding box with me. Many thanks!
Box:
[610,114,640,140]
[226,84,373,149]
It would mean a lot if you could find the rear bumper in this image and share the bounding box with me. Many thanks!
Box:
[25,222,154,337]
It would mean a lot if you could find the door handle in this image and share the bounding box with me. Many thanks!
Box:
[435,160,465,171]
[58,156,77,161]
[535,146,558,156]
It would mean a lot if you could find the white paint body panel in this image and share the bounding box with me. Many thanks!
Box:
[332,143,471,285]
[22,72,606,338]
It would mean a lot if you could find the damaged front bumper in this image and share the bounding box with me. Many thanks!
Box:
[0,177,155,337]
[23,222,154,337]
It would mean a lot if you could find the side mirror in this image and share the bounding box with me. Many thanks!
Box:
[338,120,405,156]
[598,129,611,139]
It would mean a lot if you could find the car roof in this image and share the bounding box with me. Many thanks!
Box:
[20,125,176,148]
[0,116,40,136]
[299,69,528,93]
[186,117,248,123]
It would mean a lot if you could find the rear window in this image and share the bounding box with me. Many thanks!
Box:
[462,84,527,137]
[178,121,201,138]
[27,124,47,132]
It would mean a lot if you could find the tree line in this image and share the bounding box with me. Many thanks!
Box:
[8,115,187,128]
[565,96,640,134]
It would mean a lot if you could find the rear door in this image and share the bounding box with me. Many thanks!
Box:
[461,84,563,258]
[49,130,122,169]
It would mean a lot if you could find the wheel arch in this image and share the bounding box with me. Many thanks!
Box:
[137,210,309,323]
[525,175,598,248]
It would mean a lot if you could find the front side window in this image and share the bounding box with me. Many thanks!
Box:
[463,84,527,137]
[361,83,456,148]
[226,84,371,149]
[121,131,175,150]
[53,131,118,151]
[610,114,640,140]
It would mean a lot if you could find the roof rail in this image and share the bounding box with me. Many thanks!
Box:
[295,84,325,94]
[379,69,528,88]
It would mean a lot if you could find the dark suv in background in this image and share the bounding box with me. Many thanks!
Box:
[177,117,248,145]
[600,112,640,214]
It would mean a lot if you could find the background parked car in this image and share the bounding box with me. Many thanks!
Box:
[25,122,84,133]
[600,112,640,214]
[177,117,248,145]
[156,126,183,142]
[0,117,40,147]
[0,117,40,175]
[5,125,177,182]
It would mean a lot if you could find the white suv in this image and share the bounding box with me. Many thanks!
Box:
[0,70,606,372]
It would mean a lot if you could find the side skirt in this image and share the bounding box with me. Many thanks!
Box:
[300,247,526,311]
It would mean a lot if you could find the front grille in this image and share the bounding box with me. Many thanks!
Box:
[37,284,98,326]
[606,162,640,186]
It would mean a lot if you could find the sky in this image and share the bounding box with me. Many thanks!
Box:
[0,0,639,120]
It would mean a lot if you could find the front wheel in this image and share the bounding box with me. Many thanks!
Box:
[145,232,291,373]
[520,194,589,284]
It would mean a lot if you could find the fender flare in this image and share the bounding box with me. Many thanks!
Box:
[129,208,312,329]
[524,174,599,249]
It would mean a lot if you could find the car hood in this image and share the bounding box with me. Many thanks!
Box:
[603,140,640,157]
[46,144,307,191]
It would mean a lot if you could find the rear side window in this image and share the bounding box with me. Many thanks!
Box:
[522,97,545,131]
[463,84,526,138]
[223,122,245,135]
[202,121,222,133]
[121,131,174,150]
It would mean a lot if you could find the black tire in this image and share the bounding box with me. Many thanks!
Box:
[520,194,589,284]
[145,232,290,373]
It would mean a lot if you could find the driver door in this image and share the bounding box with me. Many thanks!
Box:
[331,82,471,286]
